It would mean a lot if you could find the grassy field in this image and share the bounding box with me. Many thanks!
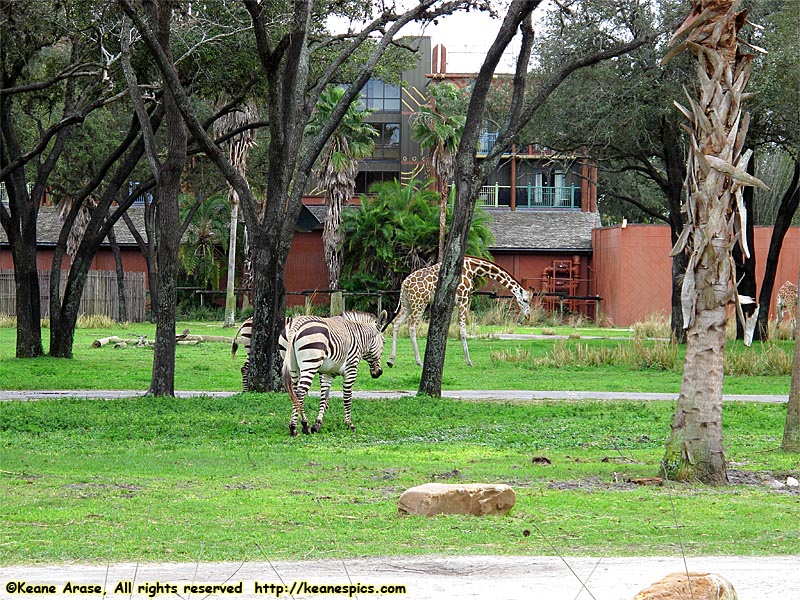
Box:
[0,321,794,395]
[1,393,799,564]
[1,320,798,564]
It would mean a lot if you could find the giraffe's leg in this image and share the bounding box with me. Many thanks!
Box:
[311,374,333,433]
[409,316,423,367]
[388,306,407,368]
[458,301,473,366]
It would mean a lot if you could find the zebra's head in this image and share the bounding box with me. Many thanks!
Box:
[363,310,389,379]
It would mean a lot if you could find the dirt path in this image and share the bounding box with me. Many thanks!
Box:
[4,555,798,599]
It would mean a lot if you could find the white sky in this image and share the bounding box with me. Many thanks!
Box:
[328,3,541,75]
[401,9,522,73]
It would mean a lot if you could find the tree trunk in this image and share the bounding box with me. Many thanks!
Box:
[48,258,90,358]
[733,177,757,340]
[107,225,128,322]
[663,302,729,483]
[662,117,688,344]
[247,228,292,392]
[146,0,187,397]
[782,260,800,451]
[662,0,764,484]
[13,245,45,358]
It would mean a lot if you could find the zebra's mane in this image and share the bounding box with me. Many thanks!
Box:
[340,310,378,324]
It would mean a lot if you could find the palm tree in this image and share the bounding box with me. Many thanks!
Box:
[308,86,376,302]
[662,0,768,484]
[410,82,468,262]
[178,193,228,293]
[212,101,257,327]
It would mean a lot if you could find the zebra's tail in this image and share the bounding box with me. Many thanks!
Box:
[281,325,304,436]
[231,322,246,359]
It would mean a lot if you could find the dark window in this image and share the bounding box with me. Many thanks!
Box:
[359,80,401,112]
[370,123,400,160]
[355,171,399,195]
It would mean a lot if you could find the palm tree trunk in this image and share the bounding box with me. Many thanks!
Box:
[662,0,766,483]
[224,199,239,327]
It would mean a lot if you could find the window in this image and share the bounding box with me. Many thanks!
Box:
[370,123,400,160]
[359,80,401,112]
[355,171,399,195]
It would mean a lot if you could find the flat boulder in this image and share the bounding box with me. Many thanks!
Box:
[633,572,737,599]
[398,483,516,517]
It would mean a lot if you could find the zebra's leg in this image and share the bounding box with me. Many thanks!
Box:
[240,358,250,392]
[311,374,333,433]
[288,373,311,436]
[341,372,357,432]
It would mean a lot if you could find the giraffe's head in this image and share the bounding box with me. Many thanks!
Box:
[513,288,533,320]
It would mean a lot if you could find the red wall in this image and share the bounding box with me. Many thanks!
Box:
[593,224,800,326]
[285,231,328,306]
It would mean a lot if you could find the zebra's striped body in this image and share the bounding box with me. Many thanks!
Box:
[282,311,388,436]
[231,316,311,392]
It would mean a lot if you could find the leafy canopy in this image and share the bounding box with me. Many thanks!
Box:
[340,179,493,300]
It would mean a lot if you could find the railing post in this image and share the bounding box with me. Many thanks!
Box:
[494,182,499,207]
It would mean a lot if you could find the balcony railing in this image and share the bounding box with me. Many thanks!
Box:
[478,184,581,209]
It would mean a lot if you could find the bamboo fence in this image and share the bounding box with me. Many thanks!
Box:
[0,270,146,322]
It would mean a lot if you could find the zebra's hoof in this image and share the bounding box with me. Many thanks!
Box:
[289,425,298,437]
[311,422,322,434]
[387,360,394,368]
[301,423,310,435]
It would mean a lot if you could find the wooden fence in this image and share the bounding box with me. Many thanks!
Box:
[0,270,147,322]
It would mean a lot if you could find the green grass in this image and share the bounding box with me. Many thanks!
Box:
[0,320,796,564]
[1,394,798,564]
[0,322,793,395]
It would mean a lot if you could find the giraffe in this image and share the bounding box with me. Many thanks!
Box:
[776,280,798,334]
[388,256,532,367]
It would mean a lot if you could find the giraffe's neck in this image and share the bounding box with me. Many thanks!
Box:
[463,257,524,296]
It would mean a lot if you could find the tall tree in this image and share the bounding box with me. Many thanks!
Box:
[661,0,767,484]
[213,101,258,328]
[0,0,115,357]
[410,82,468,261]
[308,85,376,295]
[418,0,659,396]
[518,0,691,340]
[121,0,479,392]
[745,0,800,340]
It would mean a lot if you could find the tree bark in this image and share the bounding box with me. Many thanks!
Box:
[146,0,187,397]
[661,0,765,484]
[107,225,128,322]
[782,259,800,451]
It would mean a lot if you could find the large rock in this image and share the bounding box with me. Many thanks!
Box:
[633,572,737,599]
[398,483,516,517]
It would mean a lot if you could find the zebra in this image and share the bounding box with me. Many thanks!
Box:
[231,315,316,392]
[231,318,255,391]
[282,310,388,436]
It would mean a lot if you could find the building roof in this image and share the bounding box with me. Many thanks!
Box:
[0,203,326,246]
[0,205,148,247]
[486,210,600,253]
